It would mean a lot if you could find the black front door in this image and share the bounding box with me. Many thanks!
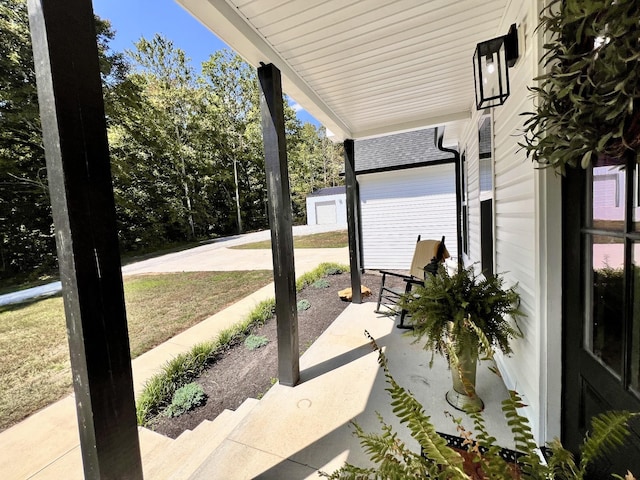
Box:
[563,155,640,476]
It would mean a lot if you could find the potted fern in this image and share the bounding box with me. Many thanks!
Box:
[401,264,523,412]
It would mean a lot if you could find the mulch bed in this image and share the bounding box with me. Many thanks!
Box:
[150,271,404,438]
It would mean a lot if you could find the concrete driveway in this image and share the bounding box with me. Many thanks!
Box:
[0,225,348,306]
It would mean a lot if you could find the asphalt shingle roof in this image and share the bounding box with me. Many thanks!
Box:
[307,186,346,197]
[353,127,456,174]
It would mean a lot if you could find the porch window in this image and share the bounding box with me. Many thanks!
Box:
[478,114,493,276]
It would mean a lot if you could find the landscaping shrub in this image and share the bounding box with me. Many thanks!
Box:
[163,382,206,418]
[312,278,330,289]
[323,265,344,276]
[244,334,269,350]
[247,299,276,325]
[296,262,349,290]
[297,299,311,311]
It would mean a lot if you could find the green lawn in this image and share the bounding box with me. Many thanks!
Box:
[0,270,272,431]
[232,230,348,249]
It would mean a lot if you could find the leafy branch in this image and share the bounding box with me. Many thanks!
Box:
[521,0,640,174]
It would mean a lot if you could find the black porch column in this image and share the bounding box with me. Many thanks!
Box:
[27,1,142,478]
[344,140,362,303]
[257,63,299,386]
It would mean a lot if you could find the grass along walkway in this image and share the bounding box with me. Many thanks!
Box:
[231,230,348,250]
[0,270,272,431]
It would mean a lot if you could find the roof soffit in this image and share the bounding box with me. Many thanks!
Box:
[177,0,510,141]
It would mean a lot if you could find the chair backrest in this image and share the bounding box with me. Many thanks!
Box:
[409,236,449,279]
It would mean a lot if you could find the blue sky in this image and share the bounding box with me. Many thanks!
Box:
[92,0,319,126]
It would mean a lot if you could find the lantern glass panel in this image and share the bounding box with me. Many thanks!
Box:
[473,36,510,110]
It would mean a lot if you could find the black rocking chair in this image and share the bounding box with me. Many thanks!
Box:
[375,235,449,329]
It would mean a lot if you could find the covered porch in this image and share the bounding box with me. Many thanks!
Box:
[19,0,541,477]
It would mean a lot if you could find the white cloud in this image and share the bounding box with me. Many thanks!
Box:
[291,102,303,112]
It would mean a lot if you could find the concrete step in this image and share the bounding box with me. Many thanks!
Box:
[144,398,260,480]
[139,426,173,456]
[233,397,259,420]
[28,426,173,480]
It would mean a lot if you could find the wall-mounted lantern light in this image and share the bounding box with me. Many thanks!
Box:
[473,23,519,110]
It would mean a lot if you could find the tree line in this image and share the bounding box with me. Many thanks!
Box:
[0,0,344,283]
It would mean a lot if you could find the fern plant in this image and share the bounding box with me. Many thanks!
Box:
[322,332,638,479]
[401,264,524,360]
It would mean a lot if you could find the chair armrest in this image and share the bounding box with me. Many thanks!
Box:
[378,270,412,281]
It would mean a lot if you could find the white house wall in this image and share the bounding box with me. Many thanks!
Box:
[460,0,562,444]
[358,164,457,270]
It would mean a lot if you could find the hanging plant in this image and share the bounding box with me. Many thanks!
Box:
[521,0,640,174]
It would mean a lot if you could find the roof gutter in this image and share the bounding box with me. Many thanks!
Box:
[435,127,463,268]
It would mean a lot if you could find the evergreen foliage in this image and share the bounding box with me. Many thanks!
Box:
[312,278,330,289]
[295,263,349,291]
[244,334,269,350]
[297,299,311,311]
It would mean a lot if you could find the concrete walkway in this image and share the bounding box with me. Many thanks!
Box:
[0,226,348,479]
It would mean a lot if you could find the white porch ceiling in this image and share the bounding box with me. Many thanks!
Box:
[177,0,510,142]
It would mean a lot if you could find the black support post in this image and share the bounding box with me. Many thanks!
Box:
[26,1,142,478]
[257,63,299,387]
[344,140,362,303]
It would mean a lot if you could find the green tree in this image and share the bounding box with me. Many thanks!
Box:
[108,34,222,249]
[287,122,344,224]
[0,0,126,282]
[201,50,269,233]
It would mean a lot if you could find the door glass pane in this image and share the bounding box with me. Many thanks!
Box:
[632,243,640,393]
[593,159,625,231]
[588,235,624,376]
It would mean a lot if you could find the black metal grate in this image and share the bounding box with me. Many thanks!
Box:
[422,432,525,464]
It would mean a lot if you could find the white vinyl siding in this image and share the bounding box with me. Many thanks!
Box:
[460,0,562,444]
[593,168,624,220]
[358,164,457,270]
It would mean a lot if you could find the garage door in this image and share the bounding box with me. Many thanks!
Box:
[359,163,457,270]
[315,201,337,224]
